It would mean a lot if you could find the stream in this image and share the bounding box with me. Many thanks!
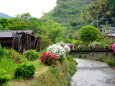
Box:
[71,59,115,86]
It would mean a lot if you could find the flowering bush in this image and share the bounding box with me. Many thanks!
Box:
[76,45,84,50]
[111,44,115,52]
[39,52,60,65]
[65,43,74,50]
[47,44,66,61]
[88,42,110,50]
[64,45,70,52]
[59,42,71,52]
[88,42,101,49]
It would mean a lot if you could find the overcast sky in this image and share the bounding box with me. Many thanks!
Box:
[0,0,57,18]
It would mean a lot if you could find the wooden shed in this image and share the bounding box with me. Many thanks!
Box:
[0,30,41,53]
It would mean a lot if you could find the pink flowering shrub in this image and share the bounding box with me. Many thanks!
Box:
[111,44,115,52]
[65,43,73,47]
[39,52,60,65]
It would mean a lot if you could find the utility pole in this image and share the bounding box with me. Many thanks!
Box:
[97,14,99,27]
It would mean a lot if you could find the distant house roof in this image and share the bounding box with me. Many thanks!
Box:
[0,30,33,38]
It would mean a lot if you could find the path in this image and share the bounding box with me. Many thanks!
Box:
[71,59,115,86]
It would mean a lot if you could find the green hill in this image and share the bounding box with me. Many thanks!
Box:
[43,0,96,29]
[43,0,115,29]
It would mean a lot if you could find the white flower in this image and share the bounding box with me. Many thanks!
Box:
[47,44,66,58]
[64,45,70,52]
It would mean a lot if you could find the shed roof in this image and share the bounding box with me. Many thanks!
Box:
[0,30,33,38]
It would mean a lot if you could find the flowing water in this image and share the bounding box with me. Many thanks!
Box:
[71,59,115,86]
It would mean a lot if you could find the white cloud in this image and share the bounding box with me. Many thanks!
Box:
[0,0,57,18]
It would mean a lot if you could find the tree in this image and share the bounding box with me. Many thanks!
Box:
[16,13,31,20]
[80,25,101,42]
[0,24,9,30]
[41,19,65,43]
[86,0,115,26]
[7,19,29,30]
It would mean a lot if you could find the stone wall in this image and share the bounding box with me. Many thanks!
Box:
[71,51,115,59]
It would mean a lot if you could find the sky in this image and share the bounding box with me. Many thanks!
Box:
[0,0,57,18]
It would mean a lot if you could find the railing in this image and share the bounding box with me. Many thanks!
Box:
[71,49,113,53]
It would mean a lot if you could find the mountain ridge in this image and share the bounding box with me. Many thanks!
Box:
[0,12,13,18]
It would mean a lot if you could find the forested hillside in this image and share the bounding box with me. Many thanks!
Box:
[43,0,96,29]
[43,0,115,29]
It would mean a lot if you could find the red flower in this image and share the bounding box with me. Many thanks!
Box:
[39,52,60,65]
[96,46,101,49]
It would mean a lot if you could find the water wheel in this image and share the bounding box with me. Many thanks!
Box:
[34,37,40,51]
[12,32,28,53]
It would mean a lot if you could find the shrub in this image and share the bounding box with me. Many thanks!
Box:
[7,49,26,64]
[80,25,101,42]
[0,69,11,85]
[39,52,60,65]
[63,39,78,44]
[63,39,72,44]
[14,64,35,79]
[111,44,115,52]
[47,44,66,62]
[95,57,105,62]
[106,59,115,67]
[76,45,84,50]
[88,42,101,49]
[24,50,40,61]
[0,47,6,59]
[59,42,71,52]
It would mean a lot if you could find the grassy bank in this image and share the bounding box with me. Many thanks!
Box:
[72,52,115,67]
[11,56,77,86]
[0,47,77,86]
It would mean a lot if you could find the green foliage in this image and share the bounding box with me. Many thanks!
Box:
[0,57,17,76]
[37,33,52,49]
[7,49,27,64]
[0,18,10,28]
[86,0,115,26]
[80,25,101,42]
[0,24,9,30]
[96,57,105,62]
[43,0,95,29]
[106,59,115,67]
[14,64,35,79]
[41,19,65,43]
[0,47,6,59]
[95,56,115,67]
[7,19,29,30]
[0,69,11,86]
[24,50,40,61]
[66,55,77,76]
[63,38,78,44]
[16,13,31,20]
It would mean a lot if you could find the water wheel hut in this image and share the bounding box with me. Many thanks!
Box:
[0,30,41,53]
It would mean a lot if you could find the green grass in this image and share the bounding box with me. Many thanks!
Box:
[0,57,17,77]
[28,60,45,70]
[66,55,77,76]
[0,48,45,79]
[105,59,115,67]
[95,57,115,67]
